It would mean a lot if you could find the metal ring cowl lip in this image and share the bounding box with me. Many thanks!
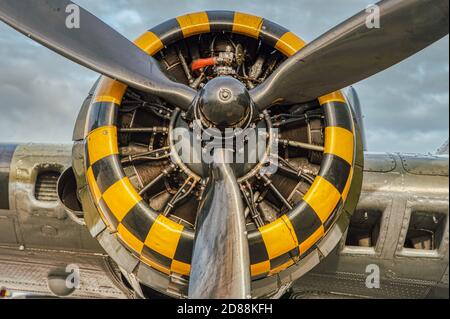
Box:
[248,92,355,279]
[81,10,357,282]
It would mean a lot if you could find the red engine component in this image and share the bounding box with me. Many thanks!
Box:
[191,57,216,71]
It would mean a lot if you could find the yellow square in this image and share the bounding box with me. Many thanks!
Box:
[141,254,171,275]
[324,126,354,165]
[87,126,119,165]
[177,12,210,37]
[342,167,353,200]
[299,225,324,254]
[303,176,341,223]
[134,31,164,56]
[319,91,346,105]
[145,215,184,259]
[232,12,263,38]
[259,215,298,259]
[93,78,127,104]
[251,261,270,277]
[102,177,142,222]
[269,259,294,275]
[86,166,102,204]
[117,223,144,254]
[275,32,305,56]
[171,260,191,276]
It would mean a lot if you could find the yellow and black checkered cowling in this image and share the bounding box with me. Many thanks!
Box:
[79,11,359,292]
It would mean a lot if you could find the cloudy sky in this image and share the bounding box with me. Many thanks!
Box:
[0,0,448,153]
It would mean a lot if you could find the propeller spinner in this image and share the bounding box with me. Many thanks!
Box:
[196,77,253,130]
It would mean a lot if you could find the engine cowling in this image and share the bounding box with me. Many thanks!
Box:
[71,11,364,298]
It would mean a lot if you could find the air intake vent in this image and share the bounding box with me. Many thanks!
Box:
[35,171,60,202]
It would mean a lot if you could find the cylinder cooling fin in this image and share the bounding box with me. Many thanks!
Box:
[74,11,362,298]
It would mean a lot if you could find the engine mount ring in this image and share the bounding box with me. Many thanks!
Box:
[79,10,358,296]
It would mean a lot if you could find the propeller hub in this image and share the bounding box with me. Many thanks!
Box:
[196,76,252,129]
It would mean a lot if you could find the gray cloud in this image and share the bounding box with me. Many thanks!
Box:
[0,0,448,153]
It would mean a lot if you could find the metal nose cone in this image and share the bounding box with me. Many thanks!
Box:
[198,76,252,128]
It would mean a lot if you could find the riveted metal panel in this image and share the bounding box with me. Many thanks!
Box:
[400,153,449,176]
[364,153,397,173]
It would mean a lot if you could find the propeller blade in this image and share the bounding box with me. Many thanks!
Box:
[188,149,251,299]
[250,0,449,109]
[0,0,196,109]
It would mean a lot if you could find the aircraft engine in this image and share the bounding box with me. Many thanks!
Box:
[68,11,364,298]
